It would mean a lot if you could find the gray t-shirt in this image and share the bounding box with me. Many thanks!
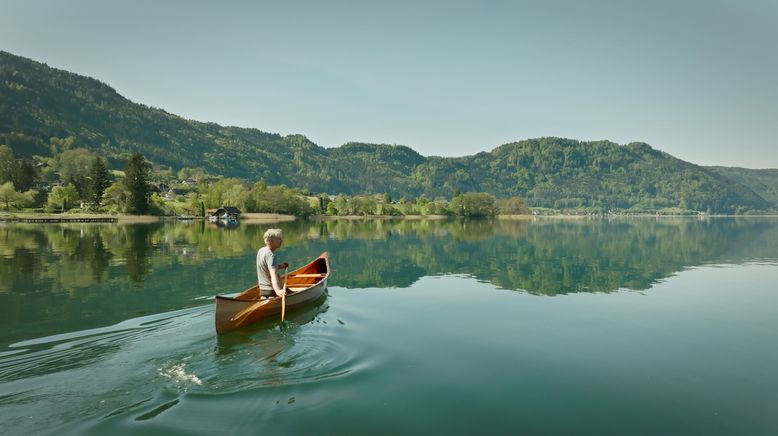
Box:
[256,246,280,290]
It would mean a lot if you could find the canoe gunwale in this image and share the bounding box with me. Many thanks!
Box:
[214,252,329,334]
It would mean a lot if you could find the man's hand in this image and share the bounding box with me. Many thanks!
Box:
[279,262,289,269]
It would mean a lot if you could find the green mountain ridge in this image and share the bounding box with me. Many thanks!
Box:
[1,50,775,213]
[705,167,778,206]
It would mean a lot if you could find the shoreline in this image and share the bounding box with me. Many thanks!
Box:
[240,213,297,222]
[0,213,157,223]
[4,212,778,224]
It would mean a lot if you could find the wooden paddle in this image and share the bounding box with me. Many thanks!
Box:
[231,267,289,324]
[281,268,288,322]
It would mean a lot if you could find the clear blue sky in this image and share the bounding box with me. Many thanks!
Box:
[2,0,777,168]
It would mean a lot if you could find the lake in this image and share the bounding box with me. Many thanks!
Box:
[1,217,777,435]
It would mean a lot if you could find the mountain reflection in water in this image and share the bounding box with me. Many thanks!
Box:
[2,217,778,344]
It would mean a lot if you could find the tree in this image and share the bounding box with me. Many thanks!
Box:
[0,146,38,192]
[263,185,289,213]
[352,196,377,216]
[48,183,79,213]
[201,178,249,209]
[0,182,35,210]
[0,145,16,185]
[58,148,94,196]
[103,181,130,213]
[13,160,38,192]
[181,193,205,216]
[245,180,267,212]
[124,153,151,214]
[450,192,498,217]
[416,195,431,214]
[87,157,112,206]
[319,193,331,214]
[426,200,450,215]
[177,167,207,182]
[496,197,530,215]
[248,184,314,215]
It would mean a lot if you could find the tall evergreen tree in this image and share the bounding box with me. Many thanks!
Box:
[13,160,38,192]
[0,145,15,185]
[88,156,111,206]
[124,153,150,214]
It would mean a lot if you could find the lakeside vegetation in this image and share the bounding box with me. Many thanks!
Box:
[3,141,772,219]
[0,144,526,217]
[2,49,778,216]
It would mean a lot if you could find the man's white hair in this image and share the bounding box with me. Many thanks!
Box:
[263,228,283,243]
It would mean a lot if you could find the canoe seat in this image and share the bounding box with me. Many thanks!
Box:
[288,287,308,292]
[289,273,327,278]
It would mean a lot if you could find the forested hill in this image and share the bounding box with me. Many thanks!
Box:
[1,50,774,213]
[0,50,333,188]
[706,167,778,207]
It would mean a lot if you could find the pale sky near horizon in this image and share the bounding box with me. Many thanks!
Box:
[1,0,777,168]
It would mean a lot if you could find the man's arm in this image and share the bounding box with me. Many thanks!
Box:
[269,265,287,297]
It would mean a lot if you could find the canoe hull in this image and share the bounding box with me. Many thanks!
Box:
[214,252,329,334]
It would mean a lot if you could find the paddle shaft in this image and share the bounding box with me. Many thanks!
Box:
[230,266,289,324]
[281,268,288,322]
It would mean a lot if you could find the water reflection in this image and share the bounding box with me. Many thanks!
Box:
[3,218,778,295]
[2,218,778,343]
[317,217,778,294]
[2,218,778,295]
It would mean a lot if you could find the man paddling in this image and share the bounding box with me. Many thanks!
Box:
[256,228,289,299]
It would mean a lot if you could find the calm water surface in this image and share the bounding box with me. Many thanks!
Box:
[1,218,777,435]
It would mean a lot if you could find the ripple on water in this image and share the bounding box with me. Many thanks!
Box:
[0,306,211,384]
[199,307,363,393]
[134,399,180,421]
[1,295,371,435]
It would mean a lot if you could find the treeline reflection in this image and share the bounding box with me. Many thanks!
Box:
[2,218,778,343]
[2,218,778,296]
[317,218,778,293]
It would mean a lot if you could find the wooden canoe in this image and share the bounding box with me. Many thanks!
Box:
[214,252,330,334]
